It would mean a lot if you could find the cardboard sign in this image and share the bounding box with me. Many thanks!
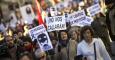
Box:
[69,10,86,26]
[20,4,35,24]
[87,3,101,16]
[9,12,18,28]
[29,24,53,51]
[78,16,94,27]
[46,16,66,32]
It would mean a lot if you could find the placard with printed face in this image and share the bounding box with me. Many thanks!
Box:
[87,3,101,16]
[20,4,35,24]
[9,12,18,28]
[46,16,66,32]
[29,24,53,51]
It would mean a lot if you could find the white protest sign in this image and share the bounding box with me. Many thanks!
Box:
[9,12,18,28]
[87,3,101,16]
[78,16,94,27]
[46,16,66,32]
[20,4,35,24]
[29,24,53,51]
[69,10,86,26]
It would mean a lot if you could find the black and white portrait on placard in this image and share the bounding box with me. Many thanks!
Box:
[37,33,51,51]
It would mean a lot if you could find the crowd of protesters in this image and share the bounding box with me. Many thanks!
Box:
[0,0,115,60]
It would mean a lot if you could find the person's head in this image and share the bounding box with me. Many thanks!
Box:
[70,30,78,41]
[72,1,79,11]
[50,37,57,46]
[35,49,46,60]
[23,36,33,51]
[19,52,33,60]
[69,26,81,40]
[48,31,57,38]
[58,30,69,41]
[5,35,14,47]
[80,26,94,42]
[18,31,23,38]
[105,0,114,8]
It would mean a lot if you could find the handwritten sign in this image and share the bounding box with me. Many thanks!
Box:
[46,16,66,32]
[87,3,101,16]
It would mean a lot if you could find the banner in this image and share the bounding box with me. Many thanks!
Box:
[29,24,53,51]
[20,4,35,24]
[46,16,66,32]
[69,10,86,26]
[87,3,101,16]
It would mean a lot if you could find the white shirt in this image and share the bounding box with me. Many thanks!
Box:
[77,38,111,60]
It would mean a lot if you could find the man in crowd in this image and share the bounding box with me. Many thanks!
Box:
[105,0,115,41]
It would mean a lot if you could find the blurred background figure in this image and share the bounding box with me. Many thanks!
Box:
[105,0,115,41]
[55,30,77,60]
[34,48,48,60]
[91,13,112,55]
[19,52,33,60]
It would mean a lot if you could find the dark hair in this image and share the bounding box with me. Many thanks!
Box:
[26,7,31,14]
[48,31,57,40]
[80,26,94,40]
[22,36,32,43]
[58,30,69,40]
[105,0,114,5]
[18,52,33,60]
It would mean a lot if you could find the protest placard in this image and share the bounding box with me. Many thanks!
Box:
[87,3,101,16]
[20,4,35,24]
[78,16,94,27]
[69,10,86,26]
[46,16,66,32]
[9,12,18,28]
[29,24,53,51]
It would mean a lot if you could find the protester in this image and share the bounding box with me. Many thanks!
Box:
[55,30,77,60]
[77,26,111,60]
[5,35,17,60]
[34,48,48,60]
[91,13,112,55]
[105,0,115,41]
[22,36,34,53]
[48,31,58,60]
[0,0,114,60]
[69,26,81,42]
